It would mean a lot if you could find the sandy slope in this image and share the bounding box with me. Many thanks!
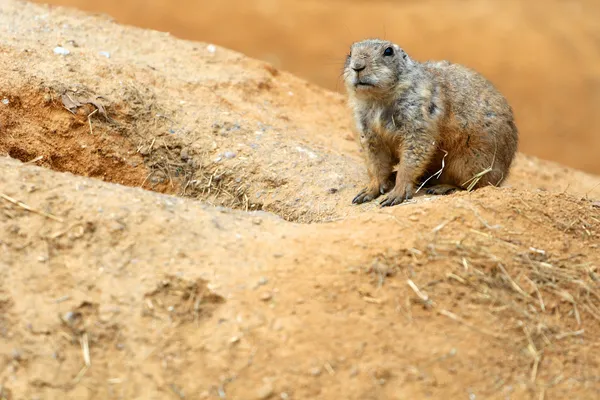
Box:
[1,1,600,399]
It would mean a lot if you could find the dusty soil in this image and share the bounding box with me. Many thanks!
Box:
[1,1,600,399]
[31,0,600,176]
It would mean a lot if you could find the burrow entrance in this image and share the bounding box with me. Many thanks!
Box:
[0,86,268,215]
[0,89,175,193]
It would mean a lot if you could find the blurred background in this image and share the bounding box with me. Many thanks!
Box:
[33,0,600,175]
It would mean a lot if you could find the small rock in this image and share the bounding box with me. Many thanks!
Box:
[223,151,237,159]
[327,188,338,194]
[11,348,22,361]
[108,220,126,233]
[272,319,283,331]
[99,51,111,58]
[280,393,289,400]
[257,277,269,286]
[2,98,9,105]
[310,367,322,377]
[207,44,216,54]
[256,383,274,399]
[260,292,272,302]
[53,46,70,56]
[180,149,190,161]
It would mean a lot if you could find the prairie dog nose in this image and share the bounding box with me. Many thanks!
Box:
[351,62,366,72]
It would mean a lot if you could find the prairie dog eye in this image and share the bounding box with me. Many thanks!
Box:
[383,47,394,57]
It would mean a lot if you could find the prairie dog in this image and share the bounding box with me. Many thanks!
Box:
[344,39,518,207]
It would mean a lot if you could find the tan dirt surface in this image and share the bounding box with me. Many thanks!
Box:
[1,1,600,399]
[30,0,600,176]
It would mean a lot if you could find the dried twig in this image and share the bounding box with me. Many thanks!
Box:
[555,330,584,340]
[24,155,44,164]
[407,279,433,307]
[416,149,448,193]
[439,309,507,339]
[497,263,531,299]
[80,333,91,367]
[87,109,98,134]
[0,193,63,222]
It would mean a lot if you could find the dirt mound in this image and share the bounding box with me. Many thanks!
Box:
[31,0,600,176]
[1,1,600,399]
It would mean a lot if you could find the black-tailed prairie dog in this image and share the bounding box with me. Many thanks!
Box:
[344,39,518,207]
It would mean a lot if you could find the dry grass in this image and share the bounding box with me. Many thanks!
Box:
[395,196,600,390]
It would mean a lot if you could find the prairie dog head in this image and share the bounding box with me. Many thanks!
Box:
[343,39,413,98]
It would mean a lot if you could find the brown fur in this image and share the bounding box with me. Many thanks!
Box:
[344,39,519,207]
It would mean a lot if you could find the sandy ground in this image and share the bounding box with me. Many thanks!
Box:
[30,0,600,176]
[1,1,600,399]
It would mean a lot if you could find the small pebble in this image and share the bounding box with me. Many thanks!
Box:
[99,51,111,58]
[207,44,216,54]
[2,98,9,105]
[180,149,190,161]
[256,383,274,399]
[62,311,79,325]
[11,349,22,361]
[271,319,283,331]
[257,277,269,286]
[224,151,237,159]
[53,46,70,56]
[310,367,322,377]
[260,292,272,302]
